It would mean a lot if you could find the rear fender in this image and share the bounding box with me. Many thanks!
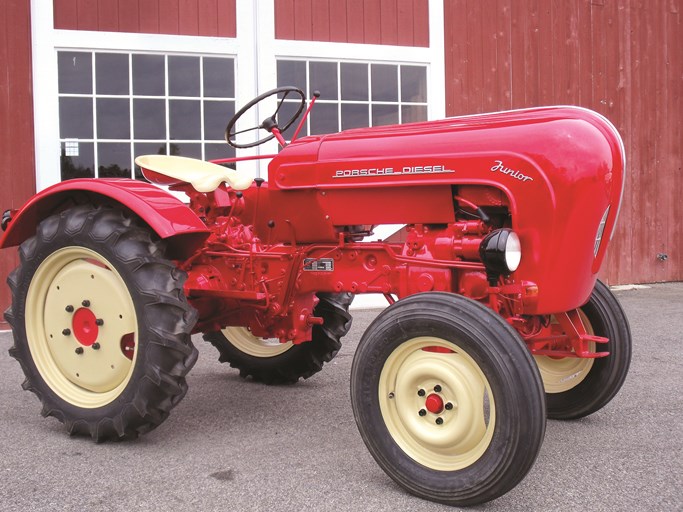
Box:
[0,179,210,259]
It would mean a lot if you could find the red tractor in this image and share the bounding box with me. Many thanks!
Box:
[2,87,631,506]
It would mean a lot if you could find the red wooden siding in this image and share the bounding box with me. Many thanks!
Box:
[0,0,37,328]
[275,0,429,46]
[445,0,683,286]
[53,0,237,37]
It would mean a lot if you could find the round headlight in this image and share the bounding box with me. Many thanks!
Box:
[479,229,522,276]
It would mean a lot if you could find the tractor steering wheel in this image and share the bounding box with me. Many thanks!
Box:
[225,86,306,149]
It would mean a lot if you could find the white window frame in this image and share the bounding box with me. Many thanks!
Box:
[31,0,445,188]
[30,0,245,191]
[251,0,445,172]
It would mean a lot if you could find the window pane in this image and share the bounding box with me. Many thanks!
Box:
[341,103,368,130]
[134,142,167,179]
[277,100,305,139]
[98,142,131,178]
[310,103,338,135]
[133,99,166,139]
[402,105,428,123]
[169,100,201,140]
[401,66,427,103]
[96,98,130,139]
[168,56,200,97]
[61,142,94,180]
[168,142,201,159]
[204,100,234,141]
[277,60,307,94]
[58,52,92,94]
[341,63,368,101]
[96,53,129,95]
[205,143,235,164]
[203,57,234,98]
[372,104,399,126]
[132,54,165,96]
[371,64,398,102]
[59,97,93,138]
[310,61,337,100]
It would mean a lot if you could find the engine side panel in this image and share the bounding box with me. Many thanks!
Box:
[266,106,625,314]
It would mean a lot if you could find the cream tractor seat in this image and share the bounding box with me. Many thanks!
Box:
[135,155,254,192]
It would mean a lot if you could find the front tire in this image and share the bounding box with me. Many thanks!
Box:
[350,292,546,506]
[204,292,353,384]
[5,206,198,441]
[535,280,632,419]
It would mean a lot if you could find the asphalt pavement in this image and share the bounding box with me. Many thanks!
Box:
[0,283,681,512]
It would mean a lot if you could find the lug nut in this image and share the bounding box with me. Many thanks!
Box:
[75,347,84,355]
[436,417,444,425]
[65,305,74,313]
[62,328,71,336]
[95,318,104,326]
[417,389,426,397]
[434,384,442,393]
[445,402,454,410]
[82,300,90,307]
[418,409,427,417]
[92,342,101,350]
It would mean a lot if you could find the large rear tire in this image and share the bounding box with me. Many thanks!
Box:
[350,292,546,506]
[535,280,632,419]
[5,206,198,441]
[204,292,353,384]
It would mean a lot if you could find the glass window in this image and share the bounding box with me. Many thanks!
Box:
[168,56,200,97]
[204,57,235,98]
[96,98,130,139]
[58,52,92,94]
[57,51,236,181]
[96,53,129,95]
[132,55,165,96]
[401,65,428,103]
[371,64,398,102]
[276,59,428,138]
[341,63,368,101]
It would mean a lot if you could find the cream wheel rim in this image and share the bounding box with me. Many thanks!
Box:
[378,336,495,471]
[25,246,138,408]
[534,311,596,393]
[222,327,293,357]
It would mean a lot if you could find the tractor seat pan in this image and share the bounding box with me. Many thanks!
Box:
[135,155,254,192]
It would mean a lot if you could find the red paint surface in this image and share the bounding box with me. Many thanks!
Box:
[72,307,98,346]
[53,0,236,37]
[275,0,429,46]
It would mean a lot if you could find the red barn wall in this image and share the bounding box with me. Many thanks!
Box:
[274,0,429,46]
[0,0,37,329]
[52,0,237,37]
[445,0,683,285]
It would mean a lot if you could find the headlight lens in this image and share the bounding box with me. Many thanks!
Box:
[479,229,522,275]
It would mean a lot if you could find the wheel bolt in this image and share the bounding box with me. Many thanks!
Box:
[436,417,444,425]
[434,384,442,393]
[417,389,426,397]
[62,328,71,336]
[92,342,101,350]
[75,347,84,355]
[82,300,90,307]
[95,318,104,326]
[445,402,454,410]
[65,305,74,313]
[418,409,427,417]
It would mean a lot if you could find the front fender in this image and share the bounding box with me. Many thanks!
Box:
[0,179,210,259]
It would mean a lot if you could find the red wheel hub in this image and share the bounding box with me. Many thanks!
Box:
[425,393,444,414]
[72,307,98,346]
